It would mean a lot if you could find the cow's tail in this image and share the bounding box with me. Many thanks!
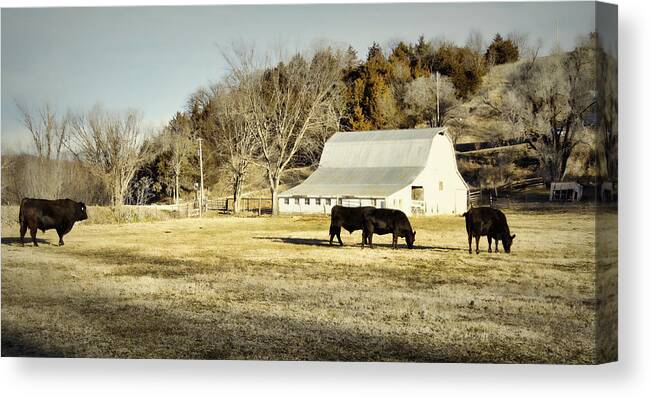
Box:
[18,197,28,224]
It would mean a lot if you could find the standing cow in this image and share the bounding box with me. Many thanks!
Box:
[19,198,88,247]
[463,207,515,254]
[361,208,416,249]
[329,205,375,246]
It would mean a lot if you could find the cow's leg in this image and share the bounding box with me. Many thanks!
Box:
[494,239,499,253]
[29,226,38,247]
[392,233,398,249]
[488,236,492,253]
[475,234,480,254]
[57,229,65,246]
[19,222,27,246]
[330,226,342,246]
[467,233,472,254]
[368,232,374,249]
[361,230,367,249]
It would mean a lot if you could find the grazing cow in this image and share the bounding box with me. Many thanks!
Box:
[19,198,88,247]
[463,207,515,254]
[361,208,416,249]
[329,205,375,246]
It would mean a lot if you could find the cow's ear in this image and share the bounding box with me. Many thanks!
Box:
[511,234,516,240]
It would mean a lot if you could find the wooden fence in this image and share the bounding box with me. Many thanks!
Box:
[207,197,273,215]
[468,177,546,208]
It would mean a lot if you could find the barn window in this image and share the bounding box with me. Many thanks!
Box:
[305,197,311,205]
[284,198,289,205]
[315,198,321,205]
[325,198,331,206]
[294,198,300,205]
[411,186,424,201]
[439,181,444,191]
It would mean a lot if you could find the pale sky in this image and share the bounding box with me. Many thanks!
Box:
[1,2,601,149]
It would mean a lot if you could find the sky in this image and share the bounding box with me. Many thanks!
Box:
[1,1,601,149]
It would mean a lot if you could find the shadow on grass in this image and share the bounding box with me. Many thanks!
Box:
[253,236,465,252]
[1,290,458,362]
[1,236,50,246]
[253,236,331,247]
[2,281,562,362]
[65,248,218,278]
[1,330,68,358]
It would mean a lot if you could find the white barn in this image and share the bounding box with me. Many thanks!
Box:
[279,127,469,216]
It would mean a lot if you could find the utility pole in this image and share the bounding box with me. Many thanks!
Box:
[197,138,204,218]
[435,71,440,127]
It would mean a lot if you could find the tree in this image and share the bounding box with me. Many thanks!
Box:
[507,31,530,57]
[343,42,401,130]
[485,33,519,66]
[403,75,458,128]
[164,113,195,208]
[69,105,149,206]
[225,47,344,215]
[412,35,434,77]
[14,102,71,199]
[482,39,596,181]
[595,37,618,181]
[16,102,69,161]
[465,30,486,72]
[430,44,486,98]
[208,86,258,213]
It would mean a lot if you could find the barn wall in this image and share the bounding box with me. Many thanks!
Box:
[278,196,388,214]
[427,134,469,215]
[278,197,337,214]
[386,188,412,215]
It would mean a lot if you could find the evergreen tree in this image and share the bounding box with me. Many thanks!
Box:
[485,33,519,65]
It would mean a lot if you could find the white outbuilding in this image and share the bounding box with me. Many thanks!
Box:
[278,127,469,215]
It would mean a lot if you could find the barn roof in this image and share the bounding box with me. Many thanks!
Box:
[280,128,448,198]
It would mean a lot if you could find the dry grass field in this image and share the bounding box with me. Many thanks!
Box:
[1,206,617,363]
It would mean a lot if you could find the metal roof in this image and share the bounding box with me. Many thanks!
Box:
[280,128,448,198]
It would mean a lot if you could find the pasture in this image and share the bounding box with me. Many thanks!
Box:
[1,206,616,363]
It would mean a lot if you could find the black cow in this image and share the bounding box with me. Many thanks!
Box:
[361,208,416,249]
[329,205,375,246]
[19,198,88,247]
[463,207,515,254]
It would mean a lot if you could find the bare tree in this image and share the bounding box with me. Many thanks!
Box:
[68,105,149,206]
[163,114,195,208]
[13,102,72,199]
[403,75,459,128]
[481,37,596,181]
[208,86,258,213]
[507,31,530,56]
[16,102,69,161]
[225,46,344,214]
[596,43,617,181]
[127,176,155,205]
[465,30,486,71]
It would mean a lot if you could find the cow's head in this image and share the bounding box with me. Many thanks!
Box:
[405,230,416,249]
[503,234,516,253]
[76,202,88,221]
